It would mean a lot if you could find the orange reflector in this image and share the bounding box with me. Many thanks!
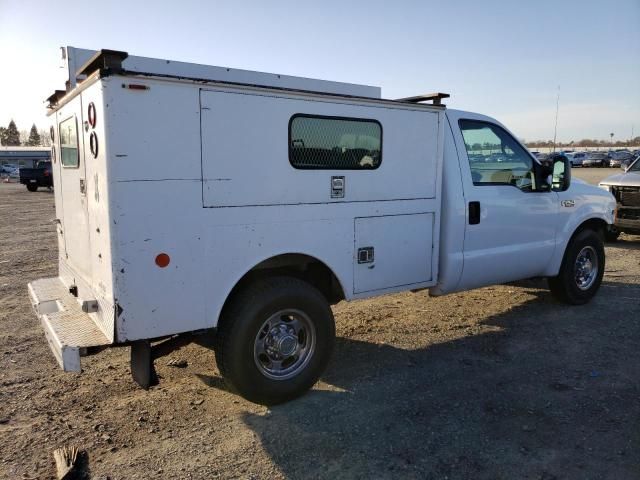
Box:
[155,253,170,268]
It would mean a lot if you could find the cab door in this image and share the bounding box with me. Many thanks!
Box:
[448,111,558,291]
[57,97,92,283]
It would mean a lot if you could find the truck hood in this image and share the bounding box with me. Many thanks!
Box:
[599,171,640,187]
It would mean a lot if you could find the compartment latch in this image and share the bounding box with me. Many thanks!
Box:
[357,246,375,264]
[331,176,345,198]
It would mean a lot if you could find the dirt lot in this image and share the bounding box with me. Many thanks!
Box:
[1,169,639,479]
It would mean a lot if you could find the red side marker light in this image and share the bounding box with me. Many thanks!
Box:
[155,253,170,268]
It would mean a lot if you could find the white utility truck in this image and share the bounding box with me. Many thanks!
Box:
[29,47,615,405]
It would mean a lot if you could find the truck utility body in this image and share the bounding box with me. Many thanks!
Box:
[29,47,615,404]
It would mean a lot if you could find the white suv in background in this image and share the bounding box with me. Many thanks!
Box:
[568,152,587,167]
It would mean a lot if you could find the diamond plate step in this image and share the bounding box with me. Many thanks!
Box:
[28,277,111,372]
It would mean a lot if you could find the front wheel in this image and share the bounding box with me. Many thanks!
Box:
[215,276,335,405]
[548,229,605,305]
[26,184,38,192]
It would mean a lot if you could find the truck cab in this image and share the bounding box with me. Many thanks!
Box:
[28,47,615,405]
[436,110,615,296]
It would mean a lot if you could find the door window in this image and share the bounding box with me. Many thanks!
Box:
[59,116,79,168]
[459,119,535,191]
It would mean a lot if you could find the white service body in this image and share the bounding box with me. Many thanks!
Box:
[29,48,615,373]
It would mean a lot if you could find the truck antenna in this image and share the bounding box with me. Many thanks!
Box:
[552,85,560,152]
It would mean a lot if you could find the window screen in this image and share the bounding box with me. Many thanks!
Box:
[59,116,79,168]
[289,115,382,169]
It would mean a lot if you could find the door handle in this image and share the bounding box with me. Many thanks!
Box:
[469,201,480,225]
[79,178,86,194]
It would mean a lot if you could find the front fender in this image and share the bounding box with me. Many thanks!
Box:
[542,185,615,277]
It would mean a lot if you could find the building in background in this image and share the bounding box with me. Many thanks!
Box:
[0,146,50,168]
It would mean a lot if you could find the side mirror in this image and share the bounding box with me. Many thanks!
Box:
[552,156,571,191]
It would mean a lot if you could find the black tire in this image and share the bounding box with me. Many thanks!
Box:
[26,184,38,192]
[215,276,335,405]
[605,228,620,242]
[548,229,605,305]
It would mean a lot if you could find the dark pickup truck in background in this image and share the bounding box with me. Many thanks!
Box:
[19,161,53,192]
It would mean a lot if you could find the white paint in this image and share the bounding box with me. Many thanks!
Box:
[354,214,434,293]
[30,50,616,369]
[64,46,380,98]
[200,89,438,207]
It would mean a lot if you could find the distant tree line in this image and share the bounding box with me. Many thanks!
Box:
[0,120,50,147]
[525,137,640,149]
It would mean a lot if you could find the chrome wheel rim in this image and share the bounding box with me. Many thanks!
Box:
[253,309,316,380]
[575,246,598,290]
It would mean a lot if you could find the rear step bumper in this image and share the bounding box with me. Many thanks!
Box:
[28,277,111,372]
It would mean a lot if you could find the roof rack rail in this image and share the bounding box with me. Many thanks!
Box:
[46,90,67,109]
[396,92,450,106]
[77,49,129,78]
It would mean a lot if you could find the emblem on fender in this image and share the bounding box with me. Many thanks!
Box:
[561,199,575,207]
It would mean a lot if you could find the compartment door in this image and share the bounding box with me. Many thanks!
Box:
[199,89,440,207]
[354,214,434,294]
[57,97,92,282]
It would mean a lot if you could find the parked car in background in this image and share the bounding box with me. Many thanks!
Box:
[568,152,587,167]
[610,151,634,168]
[1,163,19,175]
[19,161,53,191]
[599,156,640,240]
[583,152,610,167]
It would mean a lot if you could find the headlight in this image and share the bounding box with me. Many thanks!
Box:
[599,184,612,192]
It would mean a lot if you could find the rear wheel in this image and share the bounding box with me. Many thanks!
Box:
[548,229,605,304]
[26,184,38,192]
[215,276,335,405]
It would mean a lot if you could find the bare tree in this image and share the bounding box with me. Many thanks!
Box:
[19,130,29,145]
[38,129,51,147]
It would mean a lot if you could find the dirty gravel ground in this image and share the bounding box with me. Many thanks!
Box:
[1,168,639,479]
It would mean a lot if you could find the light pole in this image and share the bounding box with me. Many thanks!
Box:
[610,133,614,150]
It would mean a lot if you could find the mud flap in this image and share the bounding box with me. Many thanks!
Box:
[130,340,158,389]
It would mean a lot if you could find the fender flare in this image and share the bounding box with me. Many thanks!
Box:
[210,251,348,328]
[543,213,610,277]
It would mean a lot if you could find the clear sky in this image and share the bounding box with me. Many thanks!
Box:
[0,0,638,142]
